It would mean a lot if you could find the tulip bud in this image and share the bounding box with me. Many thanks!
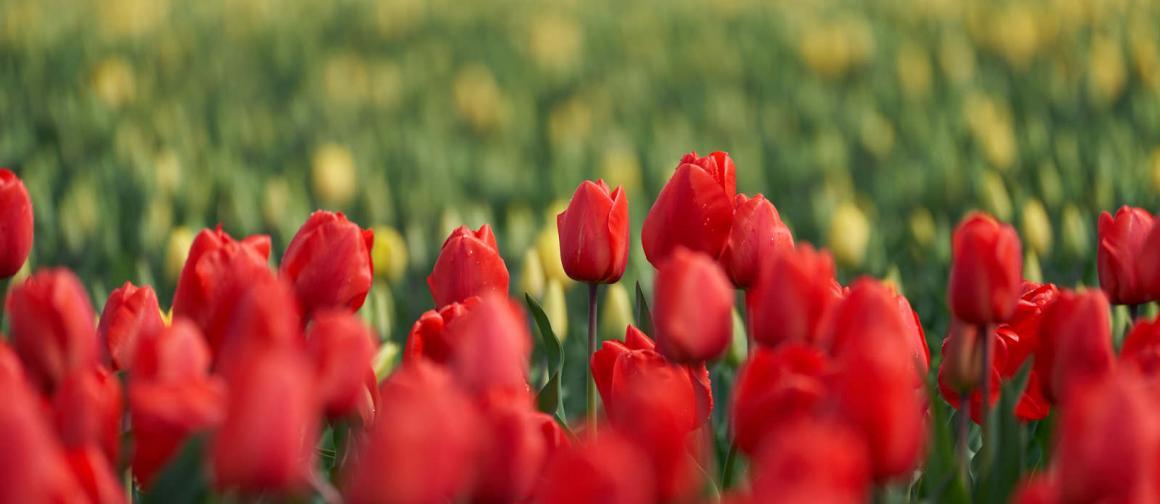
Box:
[556,179,630,284]
[938,320,988,393]
[281,210,375,318]
[370,225,408,283]
[98,282,164,370]
[947,212,1023,324]
[7,268,98,393]
[750,419,872,503]
[534,431,654,504]
[652,248,733,364]
[53,365,123,466]
[1020,199,1053,257]
[0,168,34,278]
[1034,289,1115,403]
[720,194,794,289]
[828,201,870,268]
[306,310,376,420]
[747,244,839,348]
[642,151,736,267]
[731,344,830,455]
[542,280,568,341]
[428,225,510,308]
[1097,206,1155,305]
[404,297,478,366]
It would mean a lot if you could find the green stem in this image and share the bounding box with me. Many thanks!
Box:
[587,283,599,432]
[978,323,992,476]
[0,275,11,332]
[720,441,739,489]
[957,391,970,483]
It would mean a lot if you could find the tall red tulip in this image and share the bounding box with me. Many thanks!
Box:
[1098,206,1155,305]
[444,293,532,399]
[0,376,87,503]
[948,212,1023,324]
[306,310,376,420]
[720,193,794,289]
[404,296,481,365]
[731,344,830,455]
[1034,290,1115,403]
[7,268,98,392]
[53,365,123,465]
[0,168,34,278]
[749,419,872,504]
[281,210,374,319]
[98,282,164,370]
[428,224,510,308]
[747,244,839,348]
[556,179,630,284]
[642,151,736,267]
[652,247,733,363]
[534,431,655,504]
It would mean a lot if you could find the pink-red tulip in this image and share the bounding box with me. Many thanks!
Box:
[731,344,830,455]
[0,168,34,278]
[98,282,164,370]
[7,268,98,392]
[720,193,794,289]
[404,296,480,365]
[281,210,374,318]
[306,310,376,420]
[948,212,1023,324]
[1098,206,1155,305]
[534,431,654,504]
[428,224,510,308]
[652,247,733,363]
[444,293,532,399]
[556,179,630,284]
[747,244,839,348]
[1034,289,1115,403]
[642,151,736,267]
[749,419,872,504]
[53,365,123,465]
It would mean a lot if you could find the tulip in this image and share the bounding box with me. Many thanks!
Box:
[947,212,1023,324]
[472,402,549,504]
[533,411,570,454]
[556,179,630,284]
[720,193,794,289]
[937,322,1001,424]
[1012,475,1059,504]
[306,310,376,420]
[1140,221,1160,302]
[281,210,375,319]
[7,268,98,392]
[749,419,872,504]
[0,168,34,278]
[65,445,128,504]
[0,374,87,503]
[894,290,930,375]
[428,224,510,308]
[1120,317,1160,378]
[404,297,480,365]
[730,344,830,455]
[53,365,123,465]
[444,293,532,399]
[132,319,213,383]
[1097,206,1155,306]
[534,431,655,504]
[214,275,303,380]
[0,340,23,385]
[98,282,164,370]
[652,247,733,363]
[642,151,736,267]
[747,244,839,348]
[1034,290,1115,403]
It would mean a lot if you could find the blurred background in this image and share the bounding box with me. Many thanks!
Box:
[2,0,1159,405]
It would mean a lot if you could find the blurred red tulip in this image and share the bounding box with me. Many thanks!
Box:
[65,445,127,504]
[1012,475,1059,504]
[215,274,303,380]
[948,212,1023,324]
[642,151,736,267]
[556,179,630,284]
[53,365,123,465]
[472,401,549,504]
[534,431,654,504]
[720,193,794,289]
[0,374,88,503]
[133,319,211,383]
[306,310,376,420]
[1121,317,1160,378]
[893,291,930,375]
[937,323,1001,425]
[0,168,34,278]
[444,293,532,399]
[1034,289,1115,403]
[281,210,375,319]
[404,296,481,365]
[0,340,24,385]
[652,247,733,363]
[98,282,164,370]
[1098,206,1155,305]
[731,344,830,455]
[427,224,510,308]
[7,268,98,393]
[533,412,570,454]
[747,244,839,348]
[749,419,872,504]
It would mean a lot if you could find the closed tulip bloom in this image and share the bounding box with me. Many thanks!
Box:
[747,244,839,348]
[133,319,212,383]
[98,282,164,370]
[444,293,532,398]
[306,310,376,420]
[281,210,375,319]
[1034,290,1115,403]
[0,377,87,503]
[948,212,1023,324]
[7,268,98,393]
[720,193,794,289]
[404,296,481,365]
[53,365,123,465]
[642,151,736,267]
[1098,206,1155,305]
[556,179,630,284]
[731,344,830,455]
[937,323,1001,424]
[428,224,510,308]
[0,169,34,278]
[652,247,733,363]
[894,291,930,375]
[65,445,128,504]
[1120,317,1160,378]
[750,419,872,504]
[215,275,303,380]
[534,431,655,504]
[472,402,549,504]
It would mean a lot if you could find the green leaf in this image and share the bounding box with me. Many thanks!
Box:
[634,282,654,335]
[141,434,209,504]
[525,293,565,420]
[919,374,970,504]
[976,362,1032,503]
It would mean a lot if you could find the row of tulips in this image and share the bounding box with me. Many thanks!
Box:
[0,152,1157,503]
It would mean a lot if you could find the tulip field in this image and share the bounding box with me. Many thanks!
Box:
[4,0,1160,503]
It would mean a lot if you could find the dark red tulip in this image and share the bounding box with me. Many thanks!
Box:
[937,323,1001,425]
[0,373,87,503]
[642,151,736,267]
[7,268,98,393]
[281,210,374,319]
[65,445,127,504]
[1034,289,1115,403]
[1098,206,1155,305]
[98,282,164,370]
[1121,317,1160,378]
[591,325,712,429]
[444,293,532,399]
[0,168,34,278]
[731,344,830,455]
[720,193,794,289]
[215,274,303,380]
[472,401,549,504]
[556,179,630,284]
[747,244,839,348]
[404,296,481,365]
[534,431,654,504]
[652,247,733,363]
[948,212,1023,324]
[750,419,872,504]
[53,365,123,465]
[343,362,481,504]
[306,310,376,420]
[427,224,510,308]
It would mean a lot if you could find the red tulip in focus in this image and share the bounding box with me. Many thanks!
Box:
[404,296,481,365]
[0,373,87,503]
[472,401,549,504]
[947,212,1023,324]
[53,365,123,465]
[343,362,480,504]
[747,244,839,348]
[98,282,164,370]
[1097,206,1155,305]
[1034,289,1115,403]
[534,431,654,504]
[281,210,375,318]
[556,179,630,284]
[427,224,510,308]
[443,293,532,400]
[306,310,377,420]
[720,193,794,289]
[642,151,736,267]
[7,268,98,393]
[652,247,733,363]
[0,168,34,278]
[749,419,872,504]
[731,344,830,455]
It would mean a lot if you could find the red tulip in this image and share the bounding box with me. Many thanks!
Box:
[98,282,164,370]
[1012,475,1059,504]
[133,319,212,383]
[1121,317,1160,378]
[1002,282,1060,371]
[472,401,549,504]
[215,274,303,380]
[1098,206,1155,305]
[720,193,794,289]
[937,323,1001,425]
[444,293,532,399]
[7,268,98,392]
[652,247,733,363]
[404,296,481,365]
[428,224,510,308]
[343,362,481,504]
[53,365,123,465]
[0,340,24,385]
[533,411,570,454]
[556,179,630,284]
[642,151,736,267]
[1034,289,1115,403]
[281,210,374,319]
[731,344,830,455]
[306,310,376,420]
[948,212,1023,324]
[747,244,839,348]
[894,291,930,375]
[0,168,34,278]
[0,373,87,503]
[591,325,712,429]
[534,431,654,504]
[1139,221,1160,302]
[749,419,872,504]
[65,445,127,504]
